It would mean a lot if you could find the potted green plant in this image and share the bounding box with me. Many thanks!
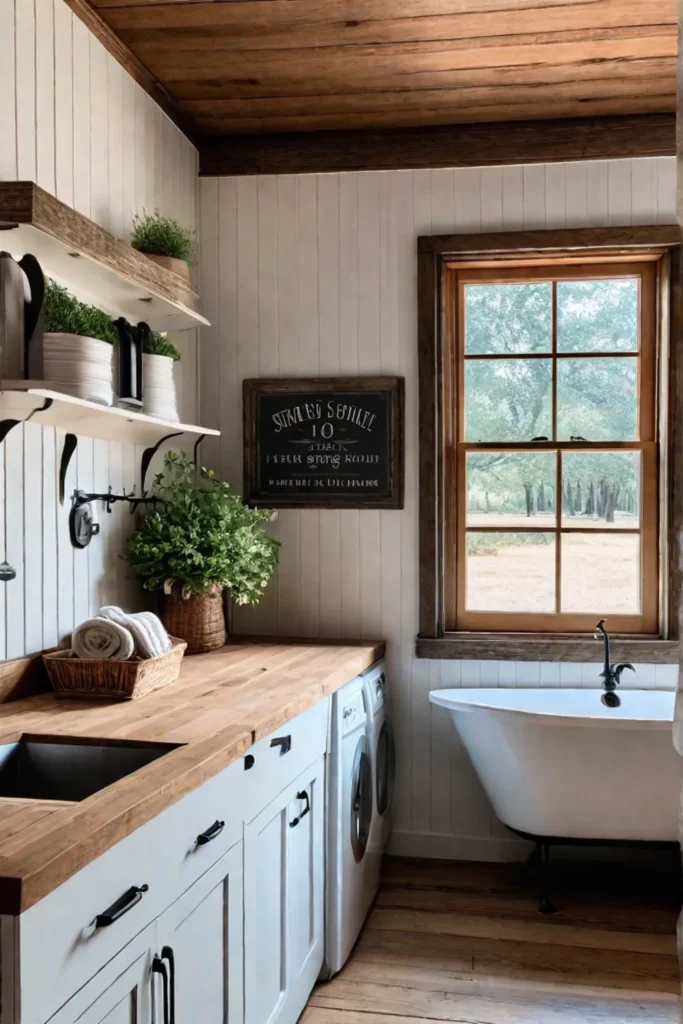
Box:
[131,210,196,283]
[43,280,117,405]
[127,452,279,653]
[143,331,180,422]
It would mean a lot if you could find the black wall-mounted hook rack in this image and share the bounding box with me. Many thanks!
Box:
[69,488,159,549]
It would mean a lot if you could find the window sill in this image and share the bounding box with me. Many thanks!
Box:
[415,634,680,664]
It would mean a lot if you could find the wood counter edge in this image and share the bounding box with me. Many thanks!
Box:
[0,640,385,914]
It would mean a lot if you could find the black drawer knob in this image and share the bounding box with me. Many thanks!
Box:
[244,754,255,770]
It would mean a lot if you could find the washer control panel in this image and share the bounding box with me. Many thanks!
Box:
[341,691,366,735]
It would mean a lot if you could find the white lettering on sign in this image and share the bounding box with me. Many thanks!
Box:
[271,398,377,433]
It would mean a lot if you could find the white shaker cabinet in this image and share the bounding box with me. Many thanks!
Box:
[244,756,326,1024]
[158,840,244,1024]
[45,925,157,1024]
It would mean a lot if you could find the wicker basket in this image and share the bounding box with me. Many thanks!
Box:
[43,638,187,701]
[161,589,226,655]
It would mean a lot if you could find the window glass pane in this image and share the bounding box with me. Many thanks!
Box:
[557,279,638,353]
[556,357,637,440]
[561,533,640,614]
[464,283,552,354]
[467,452,556,528]
[465,359,552,441]
[561,452,640,529]
[466,533,555,612]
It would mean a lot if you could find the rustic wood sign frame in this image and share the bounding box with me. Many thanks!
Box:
[243,377,404,509]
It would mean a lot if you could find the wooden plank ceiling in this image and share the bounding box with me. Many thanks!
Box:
[86,0,676,137]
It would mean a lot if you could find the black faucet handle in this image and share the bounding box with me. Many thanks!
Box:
[613,663,634,682]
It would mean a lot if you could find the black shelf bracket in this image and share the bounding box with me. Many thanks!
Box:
[0,396,53,445]
[140,431,184,495]
[193,433,206,462]
[59,433,78,505]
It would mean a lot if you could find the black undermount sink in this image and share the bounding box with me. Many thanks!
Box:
[0,735,180,802]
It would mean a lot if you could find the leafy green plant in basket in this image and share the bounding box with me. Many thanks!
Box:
[131,210,196,266]
[126,452,279,652]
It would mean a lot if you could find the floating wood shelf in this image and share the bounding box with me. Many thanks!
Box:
[0,388,219,447]
[0,182,209,331]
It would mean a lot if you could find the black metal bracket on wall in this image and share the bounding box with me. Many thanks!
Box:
[140,431,184,495]
[140,431,207,495]
[0,396,53,445]
[59,433,78,505]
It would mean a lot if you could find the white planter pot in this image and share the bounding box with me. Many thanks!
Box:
[142,353,179,422]
[43,333,114,406]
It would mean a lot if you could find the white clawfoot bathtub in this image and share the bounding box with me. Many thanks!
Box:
[429,688,682,842]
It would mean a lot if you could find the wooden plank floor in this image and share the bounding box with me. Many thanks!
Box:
[305,855,681,1024]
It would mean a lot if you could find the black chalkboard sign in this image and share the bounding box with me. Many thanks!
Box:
[243,378,404,508]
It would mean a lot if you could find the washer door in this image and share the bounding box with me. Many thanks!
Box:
[376,718,396,817]
[350,735,372,863]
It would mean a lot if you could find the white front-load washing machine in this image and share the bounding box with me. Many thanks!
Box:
[322,674,374,978]
[361,660,395,900]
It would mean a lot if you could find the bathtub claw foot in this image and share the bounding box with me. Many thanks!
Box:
[538,895,557,915]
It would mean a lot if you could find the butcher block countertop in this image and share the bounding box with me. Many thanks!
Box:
[0,638,384,915]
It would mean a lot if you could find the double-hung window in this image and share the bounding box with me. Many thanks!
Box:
[418,228,680,658]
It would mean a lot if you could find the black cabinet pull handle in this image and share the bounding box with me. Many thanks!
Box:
[270,735,291,755]
[161,946,176,1024]
[290,789,311,828]
[244,754,255,770]
[152,956,170,1024]
[95,884,148,928]
[196,820,225,846]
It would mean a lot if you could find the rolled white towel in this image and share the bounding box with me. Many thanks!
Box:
[98,607,172,659]
[72,617,135,661]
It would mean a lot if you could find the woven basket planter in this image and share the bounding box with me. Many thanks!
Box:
[161,589,226,654]
[43,638,187,701]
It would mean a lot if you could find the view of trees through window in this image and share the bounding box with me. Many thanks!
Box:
[453,267,656,627]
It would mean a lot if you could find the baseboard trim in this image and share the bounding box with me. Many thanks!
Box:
[388,830,534,862]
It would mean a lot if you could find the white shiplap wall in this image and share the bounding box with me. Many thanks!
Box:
[199,157,678,859]
[0,0,198,660]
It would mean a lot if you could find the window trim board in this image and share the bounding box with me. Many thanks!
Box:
[416,225,681,657]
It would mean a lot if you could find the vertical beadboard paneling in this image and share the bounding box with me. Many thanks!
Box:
[0,0,199,659]
[200,155,677,857]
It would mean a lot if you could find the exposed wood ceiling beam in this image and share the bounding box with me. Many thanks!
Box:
[199,114,676,177]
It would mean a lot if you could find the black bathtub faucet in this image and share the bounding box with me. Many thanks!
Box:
[593,619,634,708]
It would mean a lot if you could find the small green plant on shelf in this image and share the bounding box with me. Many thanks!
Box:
[127,451,279,605]
[44,279,117,344]
[144,331,181,362]
[131,210,196,266]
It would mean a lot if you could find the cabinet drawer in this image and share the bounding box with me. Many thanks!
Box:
[15,803,176,1024]
[242,698,329,822]
[16,760,245,1024]
[166,757,245,893]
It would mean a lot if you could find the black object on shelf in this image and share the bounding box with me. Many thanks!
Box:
[19,254,45,379]
[114,318,144,408]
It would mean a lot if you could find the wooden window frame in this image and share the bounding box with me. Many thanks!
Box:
[416,226,681,663]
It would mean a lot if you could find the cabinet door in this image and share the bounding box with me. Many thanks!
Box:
[244,756,325,1024]
[159,840,244,1024]
[46,925,155,1024]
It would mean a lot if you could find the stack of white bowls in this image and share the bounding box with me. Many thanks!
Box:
[142,353,179,422]
[43,334,114,406]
